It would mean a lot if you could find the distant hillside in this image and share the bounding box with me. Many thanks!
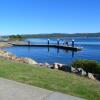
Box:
[21,33,100,38]
[2,33,100,39]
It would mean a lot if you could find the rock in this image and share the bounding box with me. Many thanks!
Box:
[11,56,16,60]
[94,74,100,81]
[14,57,37,65]
[47,65,53,68]
[6,55,12,60]
[81,70,87,76]
[44,62,50,67]
[57,63,64,68]
[38,63,44,66]
[0,50,38,65]
[53,63,72,72]
[71,67,77,73]
[88,73,96,80]
[15,57,25,63]
[24,58,38,65]
[38,63,50,67]
[59,65,71,72]
[53,63,65,69]
[76,68,87,76]
[53,63,59,69]
[0,50,16,60]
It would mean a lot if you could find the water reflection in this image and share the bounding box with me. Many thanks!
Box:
[57,47,60,55]
[48,47,50,52]
[28,46,31,52]
[3,46,77,64]
[47,47,75,58]
[72,50,75,58]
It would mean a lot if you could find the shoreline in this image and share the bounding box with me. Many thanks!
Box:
[0,41,99,81]
[0,42,13,48]
[0,42,38,65]
[0,48,99,81]
[0,49,38,65]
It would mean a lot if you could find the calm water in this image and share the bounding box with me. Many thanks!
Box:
[3,37,100,64]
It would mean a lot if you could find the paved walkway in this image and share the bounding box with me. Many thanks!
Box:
[0,78,85,100]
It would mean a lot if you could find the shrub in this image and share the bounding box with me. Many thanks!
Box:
[72,60,100,74]
[9,35,23,41]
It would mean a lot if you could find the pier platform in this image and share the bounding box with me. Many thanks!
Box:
[11,42,82,51]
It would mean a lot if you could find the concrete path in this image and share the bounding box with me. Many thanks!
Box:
[0,78,85,100]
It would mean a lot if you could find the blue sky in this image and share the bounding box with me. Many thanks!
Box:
[0,0,100,35]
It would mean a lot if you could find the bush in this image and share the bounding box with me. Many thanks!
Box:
[72,60,100,74]
[9,35,23,41]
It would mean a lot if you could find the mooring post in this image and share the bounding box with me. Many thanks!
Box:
[65,40,68,46]
[48,39,50,45]
[28,41,30,46]
[72,39,75,47]
[57,39,60,46]
[63,40,65,45]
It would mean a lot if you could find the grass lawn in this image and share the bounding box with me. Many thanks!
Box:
[0,58,100,100]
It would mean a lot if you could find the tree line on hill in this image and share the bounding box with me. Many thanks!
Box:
[6,32,100,40]
[21,33,100,38]
[8,35,24,41]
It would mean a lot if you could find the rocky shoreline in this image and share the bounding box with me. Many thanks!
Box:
[0,48,99,81]
[39,62,100,81]
[0,50,38,64]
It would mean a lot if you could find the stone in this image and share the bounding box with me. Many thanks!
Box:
[53,63,59,69]
[76,68,87,76]
[44,62,50,67]
[59,65,71,72]
[71,67,77,73]
[81,70,87,76]
[38,63,44,66]
[94,74,100,81]
[53,63,66,69]
[0,50,38,65]
[52,63,72,72]
[47,65,53,68]
[58,63,64,67]
[11,56,17,60]
[0,50,16,60]
[24,58,38,65]
[88,73,96,80]
[15,57,24,62]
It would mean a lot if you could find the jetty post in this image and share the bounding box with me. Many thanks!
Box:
[72,39,75,47]
[57,39,60,46]
[47,39,50,52]
[48,39,50,45]
[65,40,69,46]
[28,41,31,46]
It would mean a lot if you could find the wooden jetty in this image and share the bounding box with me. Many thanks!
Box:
[11,42,82,51]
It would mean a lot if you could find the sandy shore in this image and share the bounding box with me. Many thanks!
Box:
[0,42,12,48]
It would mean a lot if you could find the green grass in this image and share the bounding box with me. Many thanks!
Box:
[0,58,100,100]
